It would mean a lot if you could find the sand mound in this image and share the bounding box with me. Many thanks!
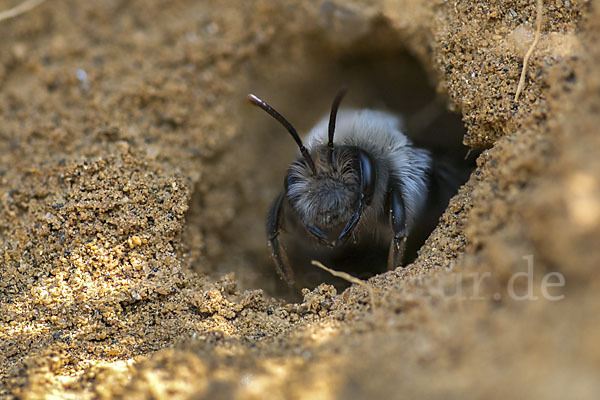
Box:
[0,0,598,398]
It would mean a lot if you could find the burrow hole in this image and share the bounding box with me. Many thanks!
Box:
[184,19,471,299]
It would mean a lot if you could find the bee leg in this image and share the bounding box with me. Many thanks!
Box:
[388,188,408,270]
[266,192,295,286]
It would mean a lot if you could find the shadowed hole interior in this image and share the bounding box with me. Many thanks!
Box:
[183,20,472,299]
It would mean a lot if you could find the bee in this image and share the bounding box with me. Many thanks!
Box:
[248,90,468,288]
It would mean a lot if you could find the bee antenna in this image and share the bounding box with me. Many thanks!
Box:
[248,94,317,175]
[327,88,347,165]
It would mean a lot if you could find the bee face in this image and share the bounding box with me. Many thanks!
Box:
[286,146,362,234]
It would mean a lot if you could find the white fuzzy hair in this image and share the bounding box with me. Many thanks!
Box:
[304,109,432,231]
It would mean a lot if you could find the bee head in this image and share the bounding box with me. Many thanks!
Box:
[249,89,372,246]
[286,147,361,234]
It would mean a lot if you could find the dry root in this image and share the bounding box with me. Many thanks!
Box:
[311,260,376,311]
[514,0,544,103]
[0,0,46,22]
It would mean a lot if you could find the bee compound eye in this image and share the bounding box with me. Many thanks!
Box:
[358,149,376,205]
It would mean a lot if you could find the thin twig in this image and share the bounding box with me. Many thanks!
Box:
[514,0,544,102]
[0,0,46,22]
[311,260,376,311]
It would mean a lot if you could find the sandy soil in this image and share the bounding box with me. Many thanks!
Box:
[0,0,599,398]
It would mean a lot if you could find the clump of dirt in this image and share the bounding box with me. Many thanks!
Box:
[0,0,599,399]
